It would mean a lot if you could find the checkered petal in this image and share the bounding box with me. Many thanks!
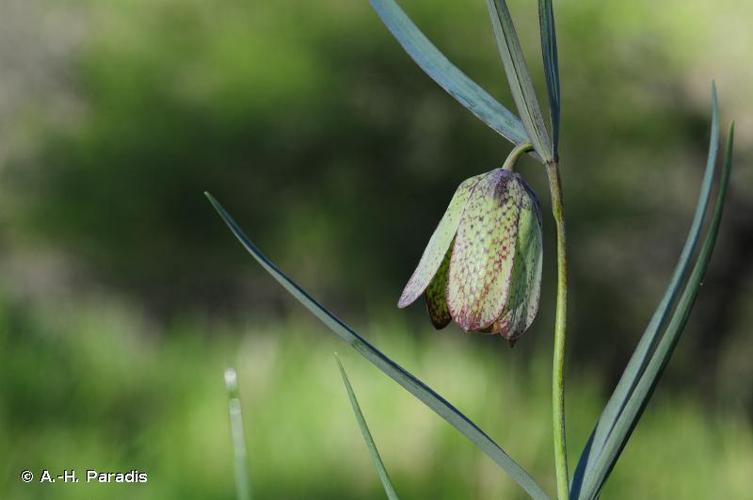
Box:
[424,244,452,328]
[448,169,521,331]
[487,179,542,340]
[398,174,484,308]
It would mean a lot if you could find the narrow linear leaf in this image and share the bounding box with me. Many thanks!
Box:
[224,368,252,500]
[486,0,553,162]
[580,122,734,500]
[205,192,549,500]
[537,0,560,157]
[336,354,399,500]
[369,0,536,155]
[571,84,721,499]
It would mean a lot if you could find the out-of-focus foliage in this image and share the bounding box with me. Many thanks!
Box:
[3,0,748,301]
[4,0,750,407]
[0,296,751,499]
[0,0,751,495]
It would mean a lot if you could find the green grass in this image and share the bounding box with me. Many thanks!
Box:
[0,296,750,499]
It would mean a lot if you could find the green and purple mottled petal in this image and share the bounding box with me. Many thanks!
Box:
[499,180,543,340]
[424,246,452,329]
[521,184,543,332]
[398,174,484,308]
[448,169,520,331]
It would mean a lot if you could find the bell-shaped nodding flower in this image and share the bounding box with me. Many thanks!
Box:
[398,168,543,344]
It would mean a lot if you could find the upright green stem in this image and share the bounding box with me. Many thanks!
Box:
[545,161,569,500]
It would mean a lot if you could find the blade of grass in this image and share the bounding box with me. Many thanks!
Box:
[580,122,734,500]
[486,0,553,162]
[369,0,537,156]
[225,368,252,500]
[571,84,721,499]
[336,354,399,500]
[537,0,560,157]
[205,192,549,500]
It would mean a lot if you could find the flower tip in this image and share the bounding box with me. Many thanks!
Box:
[397,291,414,309]
[430,319,450,330]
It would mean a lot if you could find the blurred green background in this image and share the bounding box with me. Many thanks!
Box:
[1,0,751,498]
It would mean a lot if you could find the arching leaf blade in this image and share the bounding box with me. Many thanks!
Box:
[336,355,400,500]
[537,0,560,157]
[486,0,553,162]
[571,84,721,499]
[369,0,535,153]
[205,192,550,500]
[578,122,734,499]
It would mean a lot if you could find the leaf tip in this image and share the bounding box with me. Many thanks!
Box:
[204,191,220,209]
[335,352,349,380]
[726,121,736,157]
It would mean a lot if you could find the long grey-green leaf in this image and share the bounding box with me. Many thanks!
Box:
[570,84,721,499]
[486,0,552,162]
[205,192,549,500]
[369,0,532,150]
[336,355,399,500]
[581,123,734,500]
[537,0,560,157]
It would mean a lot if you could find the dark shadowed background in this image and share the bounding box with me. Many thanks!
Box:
[1,0,751,498]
